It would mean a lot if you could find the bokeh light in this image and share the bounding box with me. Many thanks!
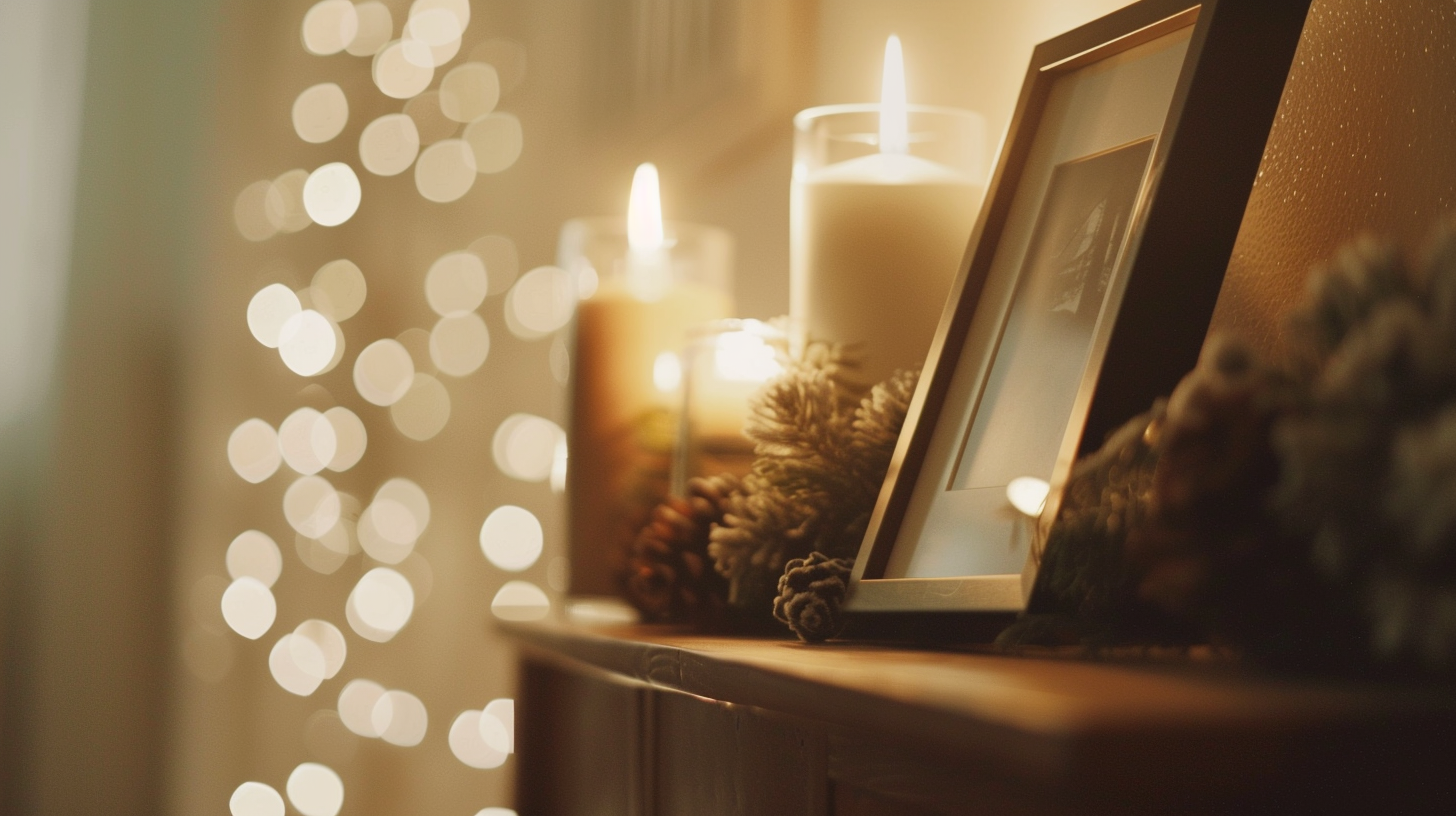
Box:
[229,418,282,483]
[270,633,326,696]
[221,577,277,640]
[346,1,392,56]
[470,38,526,93]
[463,113,522,174]
[337,679,386,737]
[482,698,514,753]
[430,313,490,377]
[439,63,500,123]
[479,505,542,571]
[310,259,366,322]
[505,265,574,338]
[227,530,283,587]
[405,5,462,49]
[303,163,362,227]
[295,618,347,679]
[287,763,344,816]
[449,710,508,769]
[414,139,476,202]
[279,407,338,475]
[293,83,349,144]
[235,181,279,241]
[302,0,359,55]
[314,521,357,560]
[284,475,342,539]
[278,310,339,376]
[467,233,520,293]
[551,432,568,493]
[353,339,415,406]
[248,284,302,348]
[412,0,471,29]
[371,689,428,746]
[358,478,431,562]
[372,39,433,99]
[426,251,488,316]
[230,781,285,816]
[490,580,550,621]
[492,413,564,482]
[347,567,415,641]
[390,373,451,440]
[653,351,682,393]
[323,407,367,471]
[265,169,312,233]
[358,499,416,564]
[359,113,421,176]
[297,531,349,575]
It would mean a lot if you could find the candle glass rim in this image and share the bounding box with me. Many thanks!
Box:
[793,102,985,130]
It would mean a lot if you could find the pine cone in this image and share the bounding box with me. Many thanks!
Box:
[1016,404,1168,641]
[1131,338,1294,613]
[623,474,739,624]
[1270,219,1456,671]
[773,552,853,642]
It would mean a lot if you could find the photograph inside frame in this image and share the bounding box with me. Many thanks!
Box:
[946,138,1155,563]
[885,24,1192,582]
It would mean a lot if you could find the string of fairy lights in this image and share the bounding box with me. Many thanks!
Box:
[215,2,568,814]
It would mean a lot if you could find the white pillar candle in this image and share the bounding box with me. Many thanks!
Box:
[791,36,986,386]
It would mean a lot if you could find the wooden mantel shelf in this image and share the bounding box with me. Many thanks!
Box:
[501,620,1456,814]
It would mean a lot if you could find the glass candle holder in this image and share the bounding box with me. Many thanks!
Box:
[558,216,734,597]
[671,319,788,495]
[790,103,986,386]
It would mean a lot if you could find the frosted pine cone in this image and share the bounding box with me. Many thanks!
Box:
[773,552,853,642]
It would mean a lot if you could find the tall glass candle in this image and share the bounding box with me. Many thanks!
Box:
[791,36,987,386]
[559,165,734,598]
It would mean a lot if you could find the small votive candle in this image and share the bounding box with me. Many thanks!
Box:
[672,319,787,494]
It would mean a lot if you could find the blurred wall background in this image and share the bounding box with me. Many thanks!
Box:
[5,1,1453,814]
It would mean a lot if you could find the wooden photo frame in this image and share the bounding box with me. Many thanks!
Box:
[846,0,1311,616]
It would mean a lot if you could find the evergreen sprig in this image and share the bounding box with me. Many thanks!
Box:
[707,342,917,611]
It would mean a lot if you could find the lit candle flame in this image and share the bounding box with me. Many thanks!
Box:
[879,35,909,156]
[627,162,665,251]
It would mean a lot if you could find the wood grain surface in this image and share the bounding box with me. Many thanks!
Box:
[506,621,1456,814]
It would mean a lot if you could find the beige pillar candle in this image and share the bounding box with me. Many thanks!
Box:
[560,165,734,598]
[791,36,986,386]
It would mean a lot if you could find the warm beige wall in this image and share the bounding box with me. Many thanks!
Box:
[1210,0,1456,354]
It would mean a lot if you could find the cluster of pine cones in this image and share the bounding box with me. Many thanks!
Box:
[621,342,916,642]
[1021,220,1456,674]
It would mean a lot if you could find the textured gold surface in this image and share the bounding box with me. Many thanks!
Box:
[1209,0,1456,354]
